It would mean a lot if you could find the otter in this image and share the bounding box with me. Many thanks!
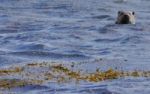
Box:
[116,11,135,24]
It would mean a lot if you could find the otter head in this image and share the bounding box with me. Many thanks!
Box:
[116,11,135,24]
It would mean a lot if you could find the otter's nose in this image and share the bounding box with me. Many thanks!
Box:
[121,15,130,24]
[123,15,129,20]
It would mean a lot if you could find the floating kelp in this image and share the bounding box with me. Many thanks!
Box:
[0,67,23,75]
[0,79,27,89]
[0,79,44,89]
[0,62,150,89]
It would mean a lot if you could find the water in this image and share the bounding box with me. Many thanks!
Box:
[0,0,150,93]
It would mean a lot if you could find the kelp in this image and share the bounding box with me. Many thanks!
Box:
[0,79,27,89]
[0,67,23,75]
[0,62,150,89]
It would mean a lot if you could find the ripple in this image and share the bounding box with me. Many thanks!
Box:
[3,85,49,94]
[78,88,114,94]
[8,51,90,60]
[120,36,142,44]
[19,22,45,32]
[94,38,121,43]
[0,29,19,34]
[98,24,118,33]
[92,15,111,19]
[16,43,47,51]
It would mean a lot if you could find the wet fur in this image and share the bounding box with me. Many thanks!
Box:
[116,11,135,24]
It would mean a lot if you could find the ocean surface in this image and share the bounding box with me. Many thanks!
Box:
[0,0,150,94]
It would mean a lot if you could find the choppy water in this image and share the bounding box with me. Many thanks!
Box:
[0,0,150,94]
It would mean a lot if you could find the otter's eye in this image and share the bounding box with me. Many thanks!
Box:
[132,11,135,15]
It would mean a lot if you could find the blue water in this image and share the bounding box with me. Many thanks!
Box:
[0,0,150,93]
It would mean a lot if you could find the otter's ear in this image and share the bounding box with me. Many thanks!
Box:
[118,11,121,15]
[118,11,123,15]
[132,11,135,15]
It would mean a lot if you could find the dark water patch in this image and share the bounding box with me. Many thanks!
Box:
[120,36,142,44]
[97,8,111,12]
[50,4,72,10]
[0,22,21,34]
[114,0,127,3]
[129,26,145,32]
[32,2,77,17]
[98,24,118,34]
[16,43,48,51]
[0,40,11,46]
[45,88,74,93]
[77,88,114,94]
[94,38,121,43]
[0,29,19,34]
[0,14,9,18]
[19,22,45,32]
[65,50,84,55]
[8,51,90,60]
[2,32,63,43]
[0,50,7,55]
[32,1,72,10]
[98,51,111,55]
[81,84,108,89]
[88,26,98,31]
[0,21,47,33]
[68,34,83,40]
[96,48,111,55]
[0,50,6,55]
[32,2,52,9]
[13,85,49,93]
[46,88,114,94]
[92,15,111,20]
[51,26,81,31]
[10,7,31,10]
[138,10,150,13]
[44,84,114,94]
